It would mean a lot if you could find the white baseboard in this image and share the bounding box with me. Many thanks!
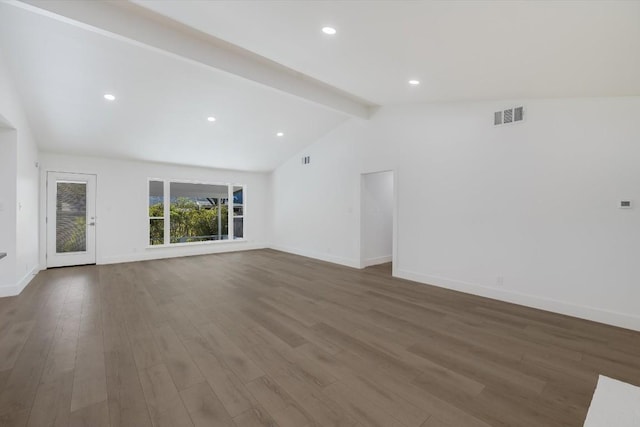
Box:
[270,245,361,269]
[396,268,640,332]
[0,266,39,298]
[99,242,267,265]
[362,255,392,268]
[0,285,16,298]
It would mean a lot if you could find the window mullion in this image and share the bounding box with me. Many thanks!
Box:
[164,180,170,245]
[228,184,234,240]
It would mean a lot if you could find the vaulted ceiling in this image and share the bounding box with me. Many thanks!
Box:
[135,0,640,105]
[1,1,639,171]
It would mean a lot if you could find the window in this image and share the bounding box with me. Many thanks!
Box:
[169,182,229,243]
[148,180,245,246]
[148,180,164,245]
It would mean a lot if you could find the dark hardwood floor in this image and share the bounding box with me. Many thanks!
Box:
[0,249,639,426]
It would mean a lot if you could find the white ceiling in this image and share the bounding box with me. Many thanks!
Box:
[135,0,640,105]
[1,1,639,172]
[0,2,349,172]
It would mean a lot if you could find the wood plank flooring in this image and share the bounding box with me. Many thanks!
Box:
[0,249,639,426]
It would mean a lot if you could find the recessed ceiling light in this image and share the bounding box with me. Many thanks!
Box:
[322,26,337,35]
[408,80,420,86]
[207,116,216,122]
[104,93,116,101]
[276,132,284,137]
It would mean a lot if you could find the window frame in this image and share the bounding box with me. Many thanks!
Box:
[146,178,246,248]
[147,179,166,246]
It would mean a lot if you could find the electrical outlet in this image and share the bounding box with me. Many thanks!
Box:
[496,276,504,286]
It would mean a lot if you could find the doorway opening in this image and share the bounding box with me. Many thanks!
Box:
[360,170,395,275]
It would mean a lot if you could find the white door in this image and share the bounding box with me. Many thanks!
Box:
[47,172,97,267]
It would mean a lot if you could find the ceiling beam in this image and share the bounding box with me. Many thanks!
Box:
[10,0,374,119]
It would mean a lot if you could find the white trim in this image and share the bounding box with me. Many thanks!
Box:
[46,172,97,267]
[100,242,267,265]
[146,238,246,249]
[148,178,246,247]
[228,184,234,240]
[270,245,361,269]
[163,179,170,245]
[0,266,39,298]
[359,169,397,270]
[362,255,393,268]
[392,170,399,277]
[0,285,17,298]
[396,268,640,332]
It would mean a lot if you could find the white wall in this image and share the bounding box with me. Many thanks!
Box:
[271,123,364,267]
[16,116,39,285]
[272,96,640,331]
[39,153,271,267]
[0,127,17,292]
[361,171,393,267]
[0,52,40,297]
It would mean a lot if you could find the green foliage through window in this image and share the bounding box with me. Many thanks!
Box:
[149,181,241,245]
[169,198,228,243]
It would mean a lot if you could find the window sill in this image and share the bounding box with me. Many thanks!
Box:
[146,239,246,249]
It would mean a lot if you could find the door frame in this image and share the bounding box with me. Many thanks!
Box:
[359,169,397,274]
[46,171,97,268]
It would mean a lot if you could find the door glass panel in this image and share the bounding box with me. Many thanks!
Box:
[233,186,244,239]
[56,181,87,253]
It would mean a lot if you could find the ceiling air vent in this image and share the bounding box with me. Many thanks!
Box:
[494,106,524,126]
[494,111,502,125]
[514,106,524,122]
[503,108,513,123]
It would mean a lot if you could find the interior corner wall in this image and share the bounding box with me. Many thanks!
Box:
[38,153,271,267]
[271,121,366,268]
[271,96,640,331]
[0,52,40,297]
